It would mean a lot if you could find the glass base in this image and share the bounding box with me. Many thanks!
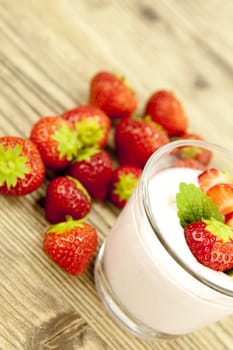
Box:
[94,242,179,342]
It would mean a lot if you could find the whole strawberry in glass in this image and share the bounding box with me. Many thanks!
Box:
[184,219,233,272]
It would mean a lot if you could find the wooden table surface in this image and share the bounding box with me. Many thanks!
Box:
[0,1,232,349]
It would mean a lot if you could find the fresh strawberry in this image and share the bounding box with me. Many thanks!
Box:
[108,165,142,208]
[144,90,188,136]
[177,133,212,166]
[198,168,233,193]
[30,116,80,170]
[0,136,45,196]
[207,184,233,215]
[115,117,169,168]
[89,71,137,119]
[45,176,91,224]
[172,158,205,170]
[61,105,111,148]
[184,219,233,271]
[67,147,113,200]
[225,212,233,228]
[43,217,98,276]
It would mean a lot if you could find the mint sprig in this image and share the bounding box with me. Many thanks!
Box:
[176,182,224,228]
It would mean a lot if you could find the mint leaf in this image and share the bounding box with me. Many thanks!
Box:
[176,182,224,228]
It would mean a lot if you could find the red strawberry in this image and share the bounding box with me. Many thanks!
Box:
[198,168,233,193]
[45,176,91,224]
[184,219,233,271]
[108,165,142,208]
[178,133,212,166]
[30,116,80,170]
[225,212,233,228]
[172,158,205,170]
[115,117,169,168]
[89,71,137,119]
[207,184,233,215]
[0,136,45,196]
[43,217,98,276]
[62,105,111,148]
[67,147,113,200]
[144,90,188,136]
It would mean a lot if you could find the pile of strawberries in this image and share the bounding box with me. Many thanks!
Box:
[0,71,213,276]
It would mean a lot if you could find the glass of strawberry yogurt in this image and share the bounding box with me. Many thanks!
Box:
[95,140,233,341]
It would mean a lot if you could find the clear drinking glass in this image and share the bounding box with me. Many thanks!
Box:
[95,140,233,342]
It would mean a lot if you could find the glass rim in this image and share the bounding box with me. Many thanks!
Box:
[141,139,233,298]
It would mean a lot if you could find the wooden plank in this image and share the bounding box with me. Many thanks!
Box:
[0,0,232,349]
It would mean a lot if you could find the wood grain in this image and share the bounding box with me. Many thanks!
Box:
[0,0,232,349]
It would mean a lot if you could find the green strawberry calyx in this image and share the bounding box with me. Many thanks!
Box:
[113,173,139,202]
[75,146,100,163]
[51,122,81,161]
[0,144,30,188]
[113,72,134,92]
[75,118,104,147]
[47,216,87,234]
[143,115,166,132]
[176,182,224,228]
[180,146,202,159]
[66,176,91,202]
[203,219,233,243]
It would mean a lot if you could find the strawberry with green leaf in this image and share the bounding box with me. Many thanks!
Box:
[0,136,45,196]
[184,220,233,272]
[108,165,142,208]
[176,182,233,272]
[62,105,111,148]
[43,217,98,276]
[67,147,113,200]
[30,116,81,170]
[45,176,91,224]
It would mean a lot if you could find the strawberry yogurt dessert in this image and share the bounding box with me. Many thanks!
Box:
[95,140,233,341]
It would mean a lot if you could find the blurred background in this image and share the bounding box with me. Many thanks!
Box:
[0,0,232,147]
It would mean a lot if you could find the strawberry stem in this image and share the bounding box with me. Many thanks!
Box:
[75,118,104,147]
[75,146,100,162]
[51,122,81,160]
[48,216,87,234]
[113,173,139,202]
[0,144,30,188]
[180,146,202,159]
